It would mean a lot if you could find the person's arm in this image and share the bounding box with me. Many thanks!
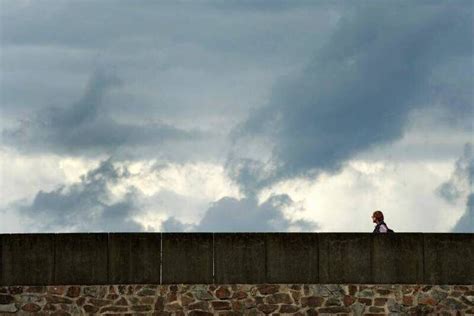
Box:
[379,224,388,233]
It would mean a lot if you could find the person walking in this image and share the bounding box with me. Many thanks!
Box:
[372,210,394,233]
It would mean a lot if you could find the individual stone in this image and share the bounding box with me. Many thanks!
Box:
[306,308,318,316]
[167,292,178,302]
[106,293,119,300]
[432,289,448,302]
[116,297,128,306]
[65,286,81,298]
[358,289,374,297]
[279,304,299,313]
[43,303,56,311]
[21,303,41,313]
[442,298,467,310]
[254,296,264,305]
[100,306,128,313]
[369,306,385,313]
[188,301,209,311]
[83,286,106,298]
[138,288,156,296]
[19,294,42,305]
[0,303,18,313]
[357,298,372,306]
[46,295,73,304]
[326,284,346,297]
[461,295,474,306]
[154,296,165,311]
[232,291,247,300]
[141,296,155,305]
[343,295,355,306]
[351,302,366,316]
[243,297,257,309]
[257,284,279,295]
[418,293,437,306]
[219,312,244,316]
[349,285,357,296]
[387,298,405,313]
[0,295,15,304]
[308,285,330,297]
[188,311,213,316]
[454,286,469,292]
[300,296,324,307]
[215,286,232,299]
[89,298,111,307]
[374,298,388,306]
[376,289,391,296]
[291,290,301,303]
[48,286,66,295]
[325,297,342,306]
[192,288,214,300]
[108,285,117,294]
[212,300,231,310]
[318,306,351,313]
[290,285,301,291]
[131,305,152,312]
[25,286,46,294]
[83,305,99,313]
[231,300,244,311]
[256,304,278,314]
[265,293,292,304]
[8,287,23,295]
[402,295,413,306]
[165,302,183,311]
[181,295,195,306]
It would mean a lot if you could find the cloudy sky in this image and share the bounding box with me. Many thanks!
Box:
[0,0,472,233]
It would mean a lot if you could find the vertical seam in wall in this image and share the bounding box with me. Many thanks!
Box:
[264,234,267,283]
[160,232,163,285]
[422,233,425,284]
[107,233,110,284]
[212,233,215,284]
[370,234,374,284]
[52,233,56,285]
[316,233,320,283]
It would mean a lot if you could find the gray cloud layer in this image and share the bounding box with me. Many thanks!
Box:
[2,70,208,160]
[231,2,473,188]
[16,158,144,232]
[437,143,473,233]
[1,1,472,233]
[162,194,318,232]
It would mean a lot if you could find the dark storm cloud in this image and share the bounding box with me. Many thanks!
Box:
[1,70,206,158]
[16,158,144,232]
[232,2,473,187]
[437,143,474,233]
[162,194,318,232]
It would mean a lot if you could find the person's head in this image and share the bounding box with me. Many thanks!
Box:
[372,210,384,224]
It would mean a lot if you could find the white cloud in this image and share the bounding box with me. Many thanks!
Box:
[259,157,459,233]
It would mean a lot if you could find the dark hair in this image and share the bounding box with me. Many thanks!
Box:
[373,210,384,222]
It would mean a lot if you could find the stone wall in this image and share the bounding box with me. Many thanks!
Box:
[1,283,473,315]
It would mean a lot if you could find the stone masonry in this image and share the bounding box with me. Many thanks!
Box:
[0,284,472,315]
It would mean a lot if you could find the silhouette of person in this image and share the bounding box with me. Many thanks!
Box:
[372,210,390,233]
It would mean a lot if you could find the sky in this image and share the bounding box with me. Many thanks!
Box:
[0,0,472,233]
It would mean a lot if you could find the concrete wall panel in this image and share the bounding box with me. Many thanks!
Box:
[162,233,213,284]
[214,233,266,283]
[109,233,161,284]
[1,234,54,285]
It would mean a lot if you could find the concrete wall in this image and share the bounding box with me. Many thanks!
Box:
[0,233,472,285]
